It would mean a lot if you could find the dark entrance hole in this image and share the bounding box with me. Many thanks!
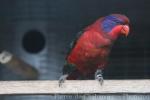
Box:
[22,30,46,53]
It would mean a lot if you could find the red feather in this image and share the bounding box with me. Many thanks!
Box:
[64,14,130,79]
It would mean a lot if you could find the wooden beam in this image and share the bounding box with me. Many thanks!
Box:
[0,80,150,95]
[0,51,38,79]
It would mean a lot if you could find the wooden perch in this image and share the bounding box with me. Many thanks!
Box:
[0,80,149,95]
[0,51,38,79]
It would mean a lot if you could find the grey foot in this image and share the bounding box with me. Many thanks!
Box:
[59,74,68,87]
[95,69,104,85]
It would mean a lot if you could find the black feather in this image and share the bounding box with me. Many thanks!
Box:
[65,31,84,59]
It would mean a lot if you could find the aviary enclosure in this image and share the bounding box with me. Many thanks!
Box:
[0,0,149,100]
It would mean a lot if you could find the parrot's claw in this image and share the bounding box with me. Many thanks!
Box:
[59,74,68,87]
[96,74,103,85]
[95,69,104,85]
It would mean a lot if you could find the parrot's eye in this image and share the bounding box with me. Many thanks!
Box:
[102,15,128,33]
[105,15,124,24]
[112,17,125,25]
[115,20,123,24]
[102,18,121,33]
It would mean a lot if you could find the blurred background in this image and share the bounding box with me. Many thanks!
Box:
[0,0,149,100]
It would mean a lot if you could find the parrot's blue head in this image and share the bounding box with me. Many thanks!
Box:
[102,14,129,33]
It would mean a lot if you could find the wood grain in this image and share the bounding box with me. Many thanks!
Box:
[0,80,149,95]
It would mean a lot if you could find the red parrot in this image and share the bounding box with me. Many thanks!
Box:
[59,14,130,86]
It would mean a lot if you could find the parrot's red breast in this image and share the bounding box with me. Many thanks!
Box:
[67,30,111,76]
[64,14,130,79]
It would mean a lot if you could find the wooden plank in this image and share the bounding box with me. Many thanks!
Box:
[0,80,150,95]
[0,51,38,79]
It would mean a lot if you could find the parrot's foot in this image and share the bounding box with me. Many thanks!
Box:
[95,69,103,85]
[59,74,68,87]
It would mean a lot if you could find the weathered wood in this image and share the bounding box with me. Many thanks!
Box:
[0,80,149,95]
[0,51,38,79]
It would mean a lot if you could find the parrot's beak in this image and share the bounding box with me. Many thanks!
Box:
[121,25,129,37]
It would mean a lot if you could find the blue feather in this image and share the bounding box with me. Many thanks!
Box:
[102,15,124,33]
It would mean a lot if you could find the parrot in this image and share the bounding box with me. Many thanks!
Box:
[59,14,130,86]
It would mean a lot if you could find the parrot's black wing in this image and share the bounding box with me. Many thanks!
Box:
[65,31,84,59]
